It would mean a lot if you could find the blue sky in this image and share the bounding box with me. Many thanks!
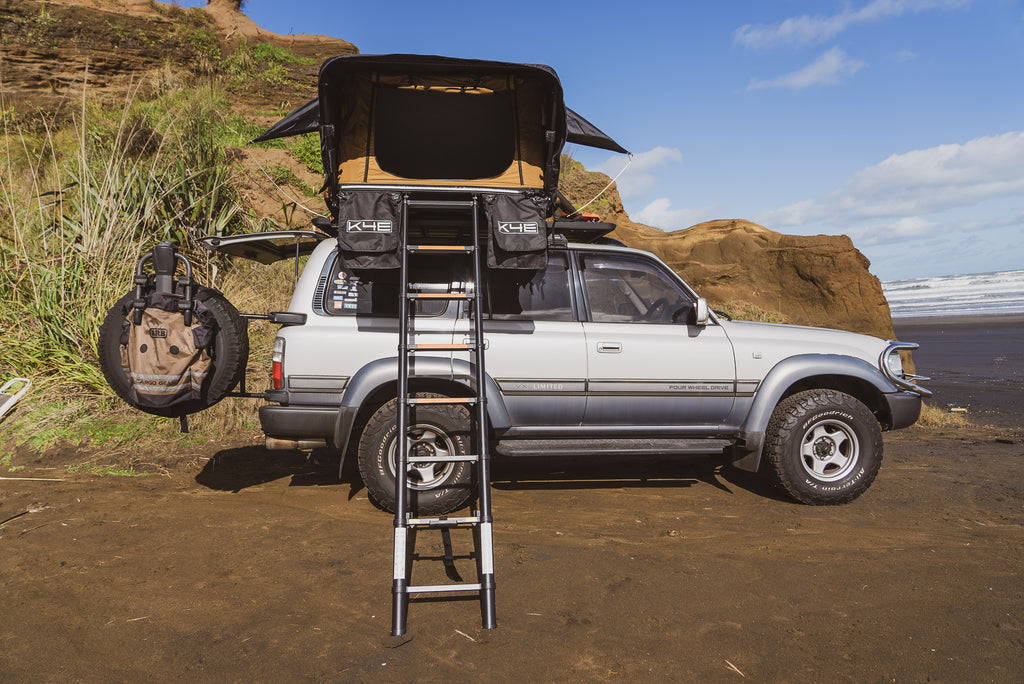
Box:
[181,0,1023,280]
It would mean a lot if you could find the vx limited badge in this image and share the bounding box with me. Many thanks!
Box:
[497,221,539,234]
[346,219,393,233]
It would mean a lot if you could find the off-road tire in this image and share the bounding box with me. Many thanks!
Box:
[97,288,249,418]
[357,394,474,516]
[764,389,882,505]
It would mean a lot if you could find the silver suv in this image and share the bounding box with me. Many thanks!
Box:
[244,230,928,513]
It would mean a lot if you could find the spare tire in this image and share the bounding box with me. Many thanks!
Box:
[97,287,249,417]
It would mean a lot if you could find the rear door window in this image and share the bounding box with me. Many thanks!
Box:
[483,253,573,321]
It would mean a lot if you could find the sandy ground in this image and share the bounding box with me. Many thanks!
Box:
[1,423,1022,682]
[2,318,1023,681]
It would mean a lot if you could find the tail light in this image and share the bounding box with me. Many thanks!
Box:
[272,337,285,389]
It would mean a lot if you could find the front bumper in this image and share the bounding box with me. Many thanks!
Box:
[885,391,923,430]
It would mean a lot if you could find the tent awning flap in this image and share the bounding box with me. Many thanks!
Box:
[252,98,320,143]
[565,107,628,155]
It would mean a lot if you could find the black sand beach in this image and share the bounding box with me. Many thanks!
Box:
[894,313,1024,426]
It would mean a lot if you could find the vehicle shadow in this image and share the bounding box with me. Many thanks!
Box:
[195,445,367,501]
[491,453,787,503]
[194,446,786,504]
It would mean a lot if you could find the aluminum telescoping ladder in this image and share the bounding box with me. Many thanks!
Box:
[391,194,496,636]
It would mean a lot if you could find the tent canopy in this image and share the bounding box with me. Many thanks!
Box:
[254,54,628,209]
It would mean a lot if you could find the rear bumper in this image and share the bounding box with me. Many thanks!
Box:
[259,405,337,441]
[885,391,923,430]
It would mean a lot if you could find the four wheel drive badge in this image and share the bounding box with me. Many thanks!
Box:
[497,221,539,234]
[346,219,393,233]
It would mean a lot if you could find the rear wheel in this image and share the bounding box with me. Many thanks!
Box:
[764,389,882,505]
[357,394,474,515]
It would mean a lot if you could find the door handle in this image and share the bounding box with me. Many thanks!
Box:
[596,342,622,353]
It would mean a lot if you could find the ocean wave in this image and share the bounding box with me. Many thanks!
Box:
[882,269,1024,318]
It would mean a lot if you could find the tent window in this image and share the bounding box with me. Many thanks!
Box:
[373,86,515,180]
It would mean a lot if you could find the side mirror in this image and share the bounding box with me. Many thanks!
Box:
[694,297,710,326]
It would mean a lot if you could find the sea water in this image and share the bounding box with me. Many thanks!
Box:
[882,269,1024,318]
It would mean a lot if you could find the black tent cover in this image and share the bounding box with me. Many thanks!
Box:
[253,55,628,156]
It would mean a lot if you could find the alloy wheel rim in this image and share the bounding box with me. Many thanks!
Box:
[387,424,457,491]
[799,419,860,482]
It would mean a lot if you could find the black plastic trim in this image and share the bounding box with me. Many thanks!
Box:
[259,405,337,440]
[884,391,923,430]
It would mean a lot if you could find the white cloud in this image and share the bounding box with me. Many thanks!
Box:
[748,47,866,91]
[634,198,719,230]
[594,146,682,200]
[734,0,972,50]
[847,216,942,246]
[762,132,1024,227]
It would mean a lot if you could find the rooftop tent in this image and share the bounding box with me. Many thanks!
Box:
[253,55,629,195]
[313,55,568,195]
[250,55,628,271]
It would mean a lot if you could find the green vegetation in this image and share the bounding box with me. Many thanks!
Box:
[0,86,246,394]
[223,42,315,91]
[0,75,302,459]
[67,463,151,477]
[289,133,323,173]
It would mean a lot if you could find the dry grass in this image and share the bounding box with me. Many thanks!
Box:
[916,402,969,428]
[715,300,790,324]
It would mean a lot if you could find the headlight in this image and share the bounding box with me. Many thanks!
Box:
[885,349,904,377]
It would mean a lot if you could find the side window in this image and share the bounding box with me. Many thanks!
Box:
[580,253,693,325]
[321,253,449,317]
[484,253,573,322]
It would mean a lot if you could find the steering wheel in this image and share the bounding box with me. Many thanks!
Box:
[644,297,669,321]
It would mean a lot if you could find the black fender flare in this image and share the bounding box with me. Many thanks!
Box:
[332,356,511,465]
[730,354,898,472]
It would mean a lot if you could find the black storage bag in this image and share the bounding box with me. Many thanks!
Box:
[335,190,402,269]
[483,193,550,270]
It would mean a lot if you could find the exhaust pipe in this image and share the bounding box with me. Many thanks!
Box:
[265,437,328,451]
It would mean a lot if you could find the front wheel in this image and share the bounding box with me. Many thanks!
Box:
[357,394,474,515]
[763,389,883,505]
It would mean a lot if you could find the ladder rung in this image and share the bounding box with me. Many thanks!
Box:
[408,343,473,351]
[406,199,475,209]
[407,245,474,253]
[406,515,482,527]
[407,292,472,300]
[408,454,480,464]
[406,583,483,594]
[407,396,476,404]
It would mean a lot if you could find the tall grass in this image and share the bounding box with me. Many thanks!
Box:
[0,78,243,392]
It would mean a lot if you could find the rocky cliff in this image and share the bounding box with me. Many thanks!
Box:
[0,0,356,117]
[559,159,898,341]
